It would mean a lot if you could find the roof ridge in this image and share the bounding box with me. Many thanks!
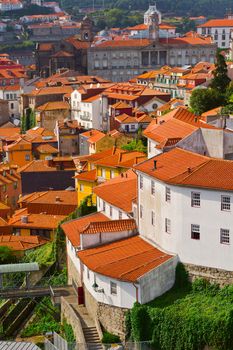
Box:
[169,158,212,182]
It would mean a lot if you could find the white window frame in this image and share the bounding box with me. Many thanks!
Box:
[119,211,122,219]
[151,211,155,226]
[165,218,171,233]
[151,180,155,196]
[220,228,230,245]
[140,204,143,218]
[191,224,200,240]
[110,281,117,295]
[140,175,143,189]
[221,195,230,211]
[165,187,171,202]
[191,192,200,207]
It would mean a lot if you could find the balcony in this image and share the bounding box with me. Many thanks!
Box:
[80,115,91,121]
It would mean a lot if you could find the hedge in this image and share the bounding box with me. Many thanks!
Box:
[128,265,233,350]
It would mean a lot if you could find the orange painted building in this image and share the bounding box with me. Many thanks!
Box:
[4,137,32,167]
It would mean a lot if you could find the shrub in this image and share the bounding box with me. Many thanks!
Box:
[101,331,121,344]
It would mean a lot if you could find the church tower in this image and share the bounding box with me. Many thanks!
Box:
[81,16,94,42]
[148,10,159,42]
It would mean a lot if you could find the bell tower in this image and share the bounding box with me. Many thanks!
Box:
[81,16,93,42]
[148,11,159,42]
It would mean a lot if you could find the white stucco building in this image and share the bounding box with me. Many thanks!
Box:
[197,18,233,48]
[135,148,233,271]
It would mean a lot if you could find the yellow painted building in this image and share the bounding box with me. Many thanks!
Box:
[75,169,97,207]
[4,137,32,167]
[74,147,146,208]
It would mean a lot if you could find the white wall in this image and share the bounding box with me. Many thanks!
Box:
[97,196,131,220]
[137,171,233,271]
[139,256,178,303]
[197,26,231,48]
[82,265,138,308]
[147,138,162,158]
[71,90,102,130]
[81,230,136,249]
[66,237,81,273]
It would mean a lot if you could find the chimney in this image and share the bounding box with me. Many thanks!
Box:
[187,167,192,173]
[194,117,198,123]
[21,215,28,223]
[153,160,157,170]
[55,196,60,202]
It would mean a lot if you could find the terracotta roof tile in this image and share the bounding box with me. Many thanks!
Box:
[78,236,173,282]
[74,169,97,182]
[62,212,110,247]
[198,19,233,28]
[36,144,58,154]
[82,219,136,234]
[94,151,146,168]
[36,101,70,111]
[9,210,65,230]
[135,148,233,191]
[0,235,48,251]
[93,170,137,212]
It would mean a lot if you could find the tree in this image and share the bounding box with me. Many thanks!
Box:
[0,246,16,264]
[190,88,224,115]
[210,51,231,93]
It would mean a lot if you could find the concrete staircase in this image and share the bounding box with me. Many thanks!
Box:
[70,304,103,350]
[83,326,103,350]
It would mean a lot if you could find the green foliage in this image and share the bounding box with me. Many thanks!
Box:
[61,319,76,343]
[125,310,132,340]
[190,88,224,115]
[101,331,121,344]
[23,242,56,268]
[29,109,36,129]
[21,297,60,337]
[0,246,17,264]
[129,266,233,350]
[210,52,231,93]
[121,139,146,153]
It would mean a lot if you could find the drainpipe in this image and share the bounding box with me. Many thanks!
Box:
[133,283,139,302]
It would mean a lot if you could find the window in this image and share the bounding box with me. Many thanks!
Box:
[140,175,143,189]
[109,206,112,217]
[151,211,155,226]
[149,140,151,153]
[103,201,106,211]
[221,195,230,211]
[13,182,17,189]
[110,170,115,179]
[220,229,230,245]
[2,185,6,192]
[151,180,155,196]
[87,268,90,279]
[25,154,30,161]
[110,281,117,295]
[191,192,200,207]
[191,224,200,240]
[119,211,122,219]
[140,204,143,219]
[80,184,84,192]
[165,187,171,202]
[165,218,171,233]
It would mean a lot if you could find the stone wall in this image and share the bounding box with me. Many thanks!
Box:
[184,263,233,287]
[84,287,128,340]
[67,254,81,287]
[61,296,86,347]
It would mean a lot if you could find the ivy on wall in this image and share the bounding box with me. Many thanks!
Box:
[128,264,233,350]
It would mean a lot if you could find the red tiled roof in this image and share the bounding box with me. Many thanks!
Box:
[36,144,58,154]
[74,169,97,182]
[93,170,137,212]
[9,210,65,230]
[94,151,146,168]
[0,235,48,251]
[198,19,233,28]
[82,219,136,234]
[78,236,173,282]
[62,212,110,247]
[36,101,70,111]
[135,148,233,191]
